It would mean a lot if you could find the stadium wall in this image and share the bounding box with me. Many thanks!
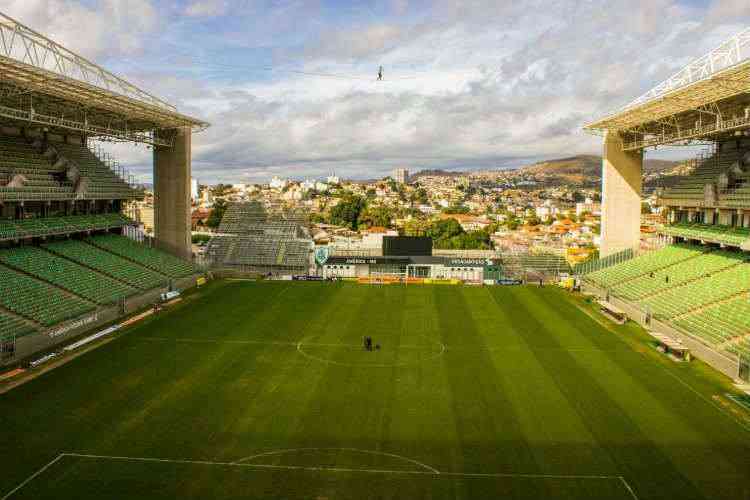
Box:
[582,282,740,380]
[2,274,201,367]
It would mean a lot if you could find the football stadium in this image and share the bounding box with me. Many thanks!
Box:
[0,9,750,500]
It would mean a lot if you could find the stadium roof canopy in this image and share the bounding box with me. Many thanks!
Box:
[0,11,208,147]
[585,27,750,152]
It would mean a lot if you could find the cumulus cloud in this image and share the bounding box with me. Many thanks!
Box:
[5,0,750,183]
[4,0,157,59]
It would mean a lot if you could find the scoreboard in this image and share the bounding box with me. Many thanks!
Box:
[382,236,433,256]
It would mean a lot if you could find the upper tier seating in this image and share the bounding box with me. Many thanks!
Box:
[661,223,750,247]
[0,265,94,326]
[0,213,131,241]
[0,310,37,340]
[54,143,140,199]
[611,250,742,300]
[0,135,74,201]
[660,154,727,203]
[0,246,137,305]
[218,202,268,234]
[44,240,167,290]
[586,244,704,289]
[87,234,195,279]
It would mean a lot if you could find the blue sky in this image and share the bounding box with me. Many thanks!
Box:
[5,0,750,184]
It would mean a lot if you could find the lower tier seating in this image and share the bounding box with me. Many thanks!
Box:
[642,263,750,319]
[88,234,195,278]
[611,250,742,300]
[0,246,137,305]
[675,296,750,347]
[44,240,167,291]
[0,265,94,326]
[586,244,704,289]
[0,310,37,340]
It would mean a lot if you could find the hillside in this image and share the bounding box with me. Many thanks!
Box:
[517,155,687,186]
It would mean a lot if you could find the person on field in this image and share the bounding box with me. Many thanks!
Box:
[377,66,383,81]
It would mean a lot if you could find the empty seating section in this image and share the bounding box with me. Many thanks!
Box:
[0,246,137,305]
[0,311,36,340]
[208,235,309,268]
[662,223,749,246]
[53,143,139,199]
[0,213,131,241]
[727,339,750,361]
[0,265,93,326]
[660,155,725,203]
[87,234,195,278]
[642,263,750,319]
[587,244,750,360]
[611,250,741,300]
[586,244,703,289]
[675,296,750,347]
[218,202,267,234]
[44,240,166,290]
[0,135,73,201]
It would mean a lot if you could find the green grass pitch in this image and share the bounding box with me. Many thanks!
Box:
[1,281,749,499]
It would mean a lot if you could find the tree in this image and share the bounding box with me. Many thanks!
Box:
[411,187,428,205]
[329,194,366,230]
[359,206,393,228]
[427,218,464,241]
[205,199,227,228]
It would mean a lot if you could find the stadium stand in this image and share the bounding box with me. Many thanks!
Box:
[0,213,131,241]
[0,265,94,326]
[53,142,141,200]
[642,263,750,319]
[611,249,742,300]
[661,223,750,247]
[0,134,73,201]
[207,201,311,273]
[44,239,167,291]
[0,310,36,339]
[585,244,704,289]
[0,246,137,305]
[87,234,195,278]
[218,201,268,233]
[675,296,750,347]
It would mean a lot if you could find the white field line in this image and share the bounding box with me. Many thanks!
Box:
[60,453,625,481]
[139,336,616,353]
[1,454,65,500]
[1,452,637,499]
[619,476,640,500]
[232,447,441,474]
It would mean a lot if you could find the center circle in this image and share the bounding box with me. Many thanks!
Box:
[296,333,445,367]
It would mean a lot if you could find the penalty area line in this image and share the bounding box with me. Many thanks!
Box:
[61,452,623,480]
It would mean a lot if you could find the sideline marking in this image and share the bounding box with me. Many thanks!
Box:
[0,454,64,500]
[233,447,441,474]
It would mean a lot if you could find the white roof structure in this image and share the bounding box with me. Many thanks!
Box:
[585,28,750,151]
[0,12,207,147]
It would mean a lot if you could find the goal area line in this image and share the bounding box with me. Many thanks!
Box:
[2,452,639,500]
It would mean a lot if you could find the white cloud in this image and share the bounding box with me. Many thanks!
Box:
[3,0,157,59]
[184,0,227,17]
[6,0,750,183]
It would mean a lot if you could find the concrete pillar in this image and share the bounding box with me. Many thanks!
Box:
[154,127,192,260]
[601,131,643,257]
